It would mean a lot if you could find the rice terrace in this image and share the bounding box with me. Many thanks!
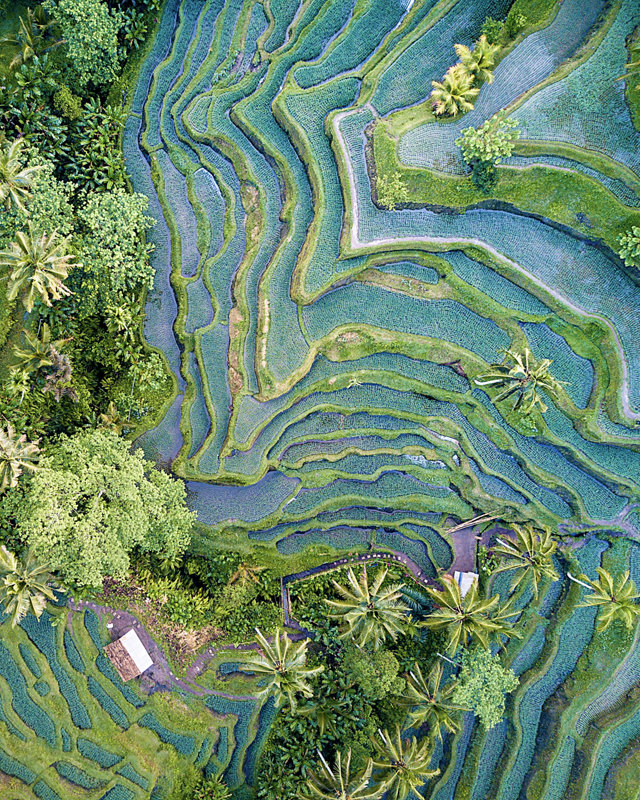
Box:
[1,0,640,797]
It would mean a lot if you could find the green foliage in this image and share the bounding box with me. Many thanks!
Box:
[450,647,518,729]
[327,566,409,648]
[71,187,154,317]
[504,9,527,39]
[474,347,568,416]
[372,727,439,800]
[481,17,505,44]
[0,544,57,627]
[618,225,640,267]
[456,112,520,165]
[343,646,405,702]
[53,86,82,120]
[0,137,43,215]
[470,158,497,192]
[0,423,39,492]
[430,64,479,117]
[301,750,382,800]
[42,0,123,88]
[2,429,195,588]
[376,171,408,210]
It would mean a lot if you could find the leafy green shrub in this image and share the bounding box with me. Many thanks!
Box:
[456,112,520,166]
[54,86,83,120]
[376,171,409,210]
[343,645,405,701]
[32,779,62,800]
[116,763,150,790]
[618,226,640,268]
[481,16,505,44]
[451,647,519,728]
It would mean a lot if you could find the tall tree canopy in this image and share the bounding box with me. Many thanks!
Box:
[2,429,195,588]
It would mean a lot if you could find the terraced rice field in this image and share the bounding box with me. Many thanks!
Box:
[104,0,640,795]
[0,606,270,799]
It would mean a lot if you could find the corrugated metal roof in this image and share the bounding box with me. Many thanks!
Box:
[119,629,153,673]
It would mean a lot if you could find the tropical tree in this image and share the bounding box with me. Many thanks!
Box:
[372,728,439,800]
[300,749,383,800]
[228,563,265,586]
[326,566,409,648]
[492,525,559,597]
[456,111,520,166]
[0,6,62,71]
[0,424,39,492]
[430,64,480,117]
[0,546,58,627]
[568,568,640,632]
[422,574,520,655]
[403,661,466,738]
[450,647,518,729]
[12,323,69,376]
[0,138,43,214]
[454,35,499,84]
[474,347,568,415]
[0,225,77,312]
[240,628,323,710]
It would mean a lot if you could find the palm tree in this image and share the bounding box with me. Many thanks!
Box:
[403,661,466,738]
[0,7,62,71]
[454,35,499,84]
[372,728,439,800]
[326,566,409,648]
[240,628,323,710]
[300,749,383,800]
[492,525,559,597]
[430,64,480,117]
[12,323,69,376]
[0,138,42,214]
[422,574,520,655]
[0,224,77,312]
[568,568,640,632]
[474,347,568,415]
[0,424,39,492]
[228,563,265,586]
[0,546,58,627]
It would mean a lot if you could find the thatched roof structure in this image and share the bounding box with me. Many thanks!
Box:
[104,629,153,682]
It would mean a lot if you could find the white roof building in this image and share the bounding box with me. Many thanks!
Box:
[104,629,153,681]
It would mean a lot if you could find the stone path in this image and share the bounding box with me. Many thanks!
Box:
[67,526,483,693]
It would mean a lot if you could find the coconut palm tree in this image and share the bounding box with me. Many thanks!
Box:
[372,728,439,800]
[492,525,559,597]
[403,661,466,738]
[568,568,640,632]
[422,574,520,655]
[0,138,42,214]
[474,347,568,415]
[430,64,480,117]
[300,749,383,800]
[0,6,62,71]
[228,563,265,586]
[0,424,39,493]
[454,35,499,84]
[240,628,323,710]
[12,323,70,376]
[0,546,58,627]
[0,224,77,312]
[326,566,409,648]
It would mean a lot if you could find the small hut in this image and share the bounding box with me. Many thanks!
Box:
[104,629,153,681]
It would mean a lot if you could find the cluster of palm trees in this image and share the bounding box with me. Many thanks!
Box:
[241,524,640,799]
[430,35,499,117]
[0,545,58,627]
[0,138,78,313]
